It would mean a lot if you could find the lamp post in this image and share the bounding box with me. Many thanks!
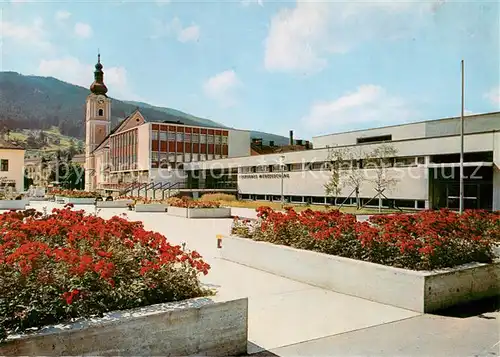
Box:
[280,155,285,208]
[459,60,465,214]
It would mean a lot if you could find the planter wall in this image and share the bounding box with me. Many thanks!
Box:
[96,200,134,208]
[168,206,232,219]
[54,196,65,203]
[0,200,28,210]
[135,204,169,212]
[220,236,500,313]
[28,197,47,202]
[63,197,97,205]
[1,297,248,356]
[230,207,259,220]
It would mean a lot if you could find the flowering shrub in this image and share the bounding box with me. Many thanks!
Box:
[0,206,210,340]
[50,190,99,198]
[167,197,221,208]
[232,207,498,271]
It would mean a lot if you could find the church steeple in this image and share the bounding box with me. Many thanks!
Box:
[90,52,108,96]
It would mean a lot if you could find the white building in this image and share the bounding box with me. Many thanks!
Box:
[185,112,500,211]
[0,139,26,193]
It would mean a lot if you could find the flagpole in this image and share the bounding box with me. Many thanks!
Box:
[459,60,465,214]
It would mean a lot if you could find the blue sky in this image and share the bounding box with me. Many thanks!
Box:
[1,0,499,139]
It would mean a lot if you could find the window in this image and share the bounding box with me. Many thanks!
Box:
[307,162,326,171]
[176,132,184,142]
[192,134,199,143]
[417,157,425,165]
[222,136,228,144]
[207,135,214,144]
[289,163,302,171]
[394,157,416,167]
[200,135,207,144]
[356,135,392,144]
[152,152,159,162]
[256,165,269,173]
[273,164,288,172]
[159,131,167,141]
[98,109,103,116]
[152,130,158,140]
[1,159,9,172]
[185,133,191,142]
[215,135,221,144]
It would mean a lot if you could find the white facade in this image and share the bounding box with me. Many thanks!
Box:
[185,112,500,211]
[0,148,26,193]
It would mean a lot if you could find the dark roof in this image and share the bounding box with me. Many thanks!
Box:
[0,138,24,150]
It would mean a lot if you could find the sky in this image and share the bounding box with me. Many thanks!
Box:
[1,0,499,139]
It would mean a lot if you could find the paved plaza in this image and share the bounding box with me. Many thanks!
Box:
[18,202,500,356]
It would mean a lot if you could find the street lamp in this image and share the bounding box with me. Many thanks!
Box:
[280,155,285,208]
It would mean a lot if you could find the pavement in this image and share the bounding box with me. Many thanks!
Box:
[21,202,500,356]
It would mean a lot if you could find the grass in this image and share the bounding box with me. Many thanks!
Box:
[8,127,83,154]
[216,199,412,215]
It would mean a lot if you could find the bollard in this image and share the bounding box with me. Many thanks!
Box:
[216,234,223,249]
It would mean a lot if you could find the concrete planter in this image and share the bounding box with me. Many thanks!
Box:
[0,200,28,210]
[135,203,169,212]
[220,236,500,313]
[54,195,65,203]
[63,197,97,205]
[28,197,47,202]
[96,200,134,208]
[168,206,232,219]
[230,207,259,220]
[0,297,248,356]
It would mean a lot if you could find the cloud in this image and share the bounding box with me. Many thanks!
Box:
[264,0,440,73]
[302,85,415,133]
[74,22,92,38]
[484,87,500,106]
[177,25,200,43]
[0,17,53,51]
[37,56,140,101]
[203,70,241,107]
[55,10,71,21]
[151,17,200,43]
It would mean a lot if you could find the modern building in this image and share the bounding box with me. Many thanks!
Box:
[185,112,500,211]
[84,55,499,211]
[0,138,26,193]
[84,55,251,192]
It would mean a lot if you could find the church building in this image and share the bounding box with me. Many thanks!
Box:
[84,55,251,192]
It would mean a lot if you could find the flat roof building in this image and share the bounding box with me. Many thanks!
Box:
[185,112,500,211]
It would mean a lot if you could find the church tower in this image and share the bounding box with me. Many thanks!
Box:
[85,54,111,191]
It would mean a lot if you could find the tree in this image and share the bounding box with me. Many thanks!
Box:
[77,140,84,154]
[324,146,366,209]
[324,148,345,206]
[364,143,399,212]
[38,131,47,145]
[343,147,366,210]
[24,169,34,190]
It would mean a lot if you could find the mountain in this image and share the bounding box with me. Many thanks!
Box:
[0,72,289,145]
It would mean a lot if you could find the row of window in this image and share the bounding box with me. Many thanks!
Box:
[112,131,137,148]
[151,131,228,144]
[239,156,426,174]
[239,194,425,209]
[151,152,229,166]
